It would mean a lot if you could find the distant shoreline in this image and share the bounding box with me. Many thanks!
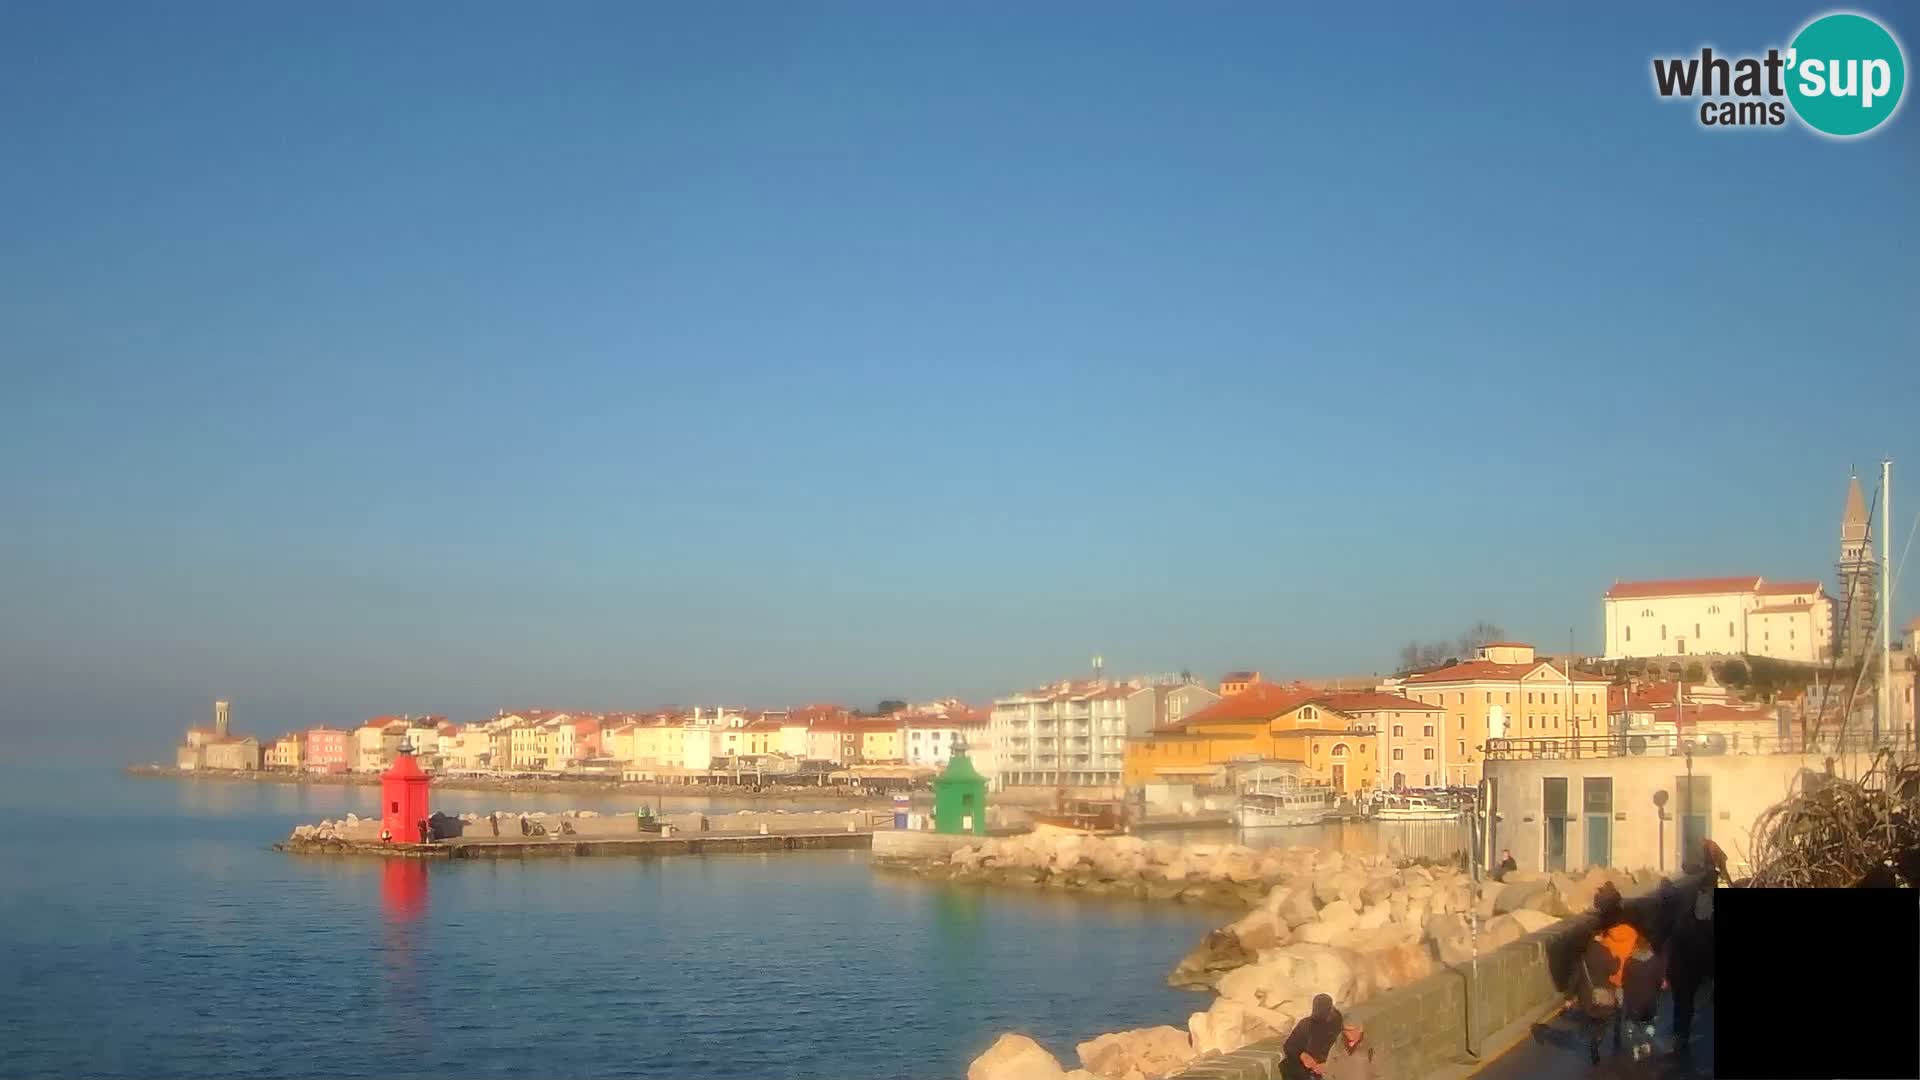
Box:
[122,764,914,804]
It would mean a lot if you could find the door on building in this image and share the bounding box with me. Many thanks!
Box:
[1583,777,1613,870]
[1392,771,1405,790]
[1543,777,1569,872]
[1678,775,1712,865]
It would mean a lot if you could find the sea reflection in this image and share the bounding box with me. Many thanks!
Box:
[381,859,429,923]
[379,860,431,1049]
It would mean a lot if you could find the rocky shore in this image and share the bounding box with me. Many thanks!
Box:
[950,833,1670,1080]
[124,763,905,804]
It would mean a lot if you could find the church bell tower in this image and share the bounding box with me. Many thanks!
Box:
[1837,473,1878,662]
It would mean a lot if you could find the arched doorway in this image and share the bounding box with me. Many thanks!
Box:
[1392,771,1406,790]
[1330,743,1350,792]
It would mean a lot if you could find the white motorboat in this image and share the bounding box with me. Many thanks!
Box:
[1235,782,1337,829]
[1369,793,1461,821]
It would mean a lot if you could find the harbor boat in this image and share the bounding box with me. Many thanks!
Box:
[1234,781,1338,829]
[1030,798,1127,835]
[1368,793,1461,821]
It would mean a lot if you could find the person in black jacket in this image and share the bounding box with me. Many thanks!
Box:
[1494,849,1518,881]
[1280,994,1344,1080]
[1669,845,1720,1056]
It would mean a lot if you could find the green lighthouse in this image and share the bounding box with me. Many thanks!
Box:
[932,736,989,836]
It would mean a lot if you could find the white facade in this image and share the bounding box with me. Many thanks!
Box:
[991,682,1135,788]
[681,722,720,771]
[1603,577,1832,663]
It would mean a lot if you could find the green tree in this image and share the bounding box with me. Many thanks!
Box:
[1682,662,1706,683]
[1716,659,1750,686]
[874,700,908,716]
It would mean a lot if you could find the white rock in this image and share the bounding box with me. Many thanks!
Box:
[1075,1025,1193,1080]
[1317,899,1359,930]
[968,1034,1068,1080]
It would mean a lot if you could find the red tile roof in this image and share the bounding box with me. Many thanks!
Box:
[1756,580,1821,595]
[1402,660,1609,685]
[1178,681,1320,725]
[1312,691,1442,714]
[1478,642,1531,649]
[1221,671,1259,682]
[1751,603,1813,614]
[1605,576,1761,599]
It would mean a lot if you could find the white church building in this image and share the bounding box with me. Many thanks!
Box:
[1602,576,1833,663]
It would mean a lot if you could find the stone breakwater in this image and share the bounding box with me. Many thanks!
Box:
[950,833,1672,1080]
[288,807,884,845]
[125,764,905,803]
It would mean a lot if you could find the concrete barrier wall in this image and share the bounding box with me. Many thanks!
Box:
[870,831,976,863]
[1166,874,1703,1080]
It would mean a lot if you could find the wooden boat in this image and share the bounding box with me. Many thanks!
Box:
[1030,798,1126,835]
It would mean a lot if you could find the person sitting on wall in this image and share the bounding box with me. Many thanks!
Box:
[1494,848,1518,882]
[1280,994,1344,1080]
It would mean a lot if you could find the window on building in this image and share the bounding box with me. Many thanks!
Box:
[1484,692,1491,704]
[1505,693,1511,704]
[1528,693,1534,704]
[1423,724,1435,737]
[1457,740,1466,757]
[1694,623,1701,638]
[1424,773,1433,786]
[1423,748,1435,760]
[1728,621,1734,637]
[1661,625,1667,639]
[1457,693,1465,705]
[1626,626,1631,642]
[1392,748,1404,760]
[1392,725,1404,737]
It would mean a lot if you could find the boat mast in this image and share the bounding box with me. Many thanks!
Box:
[1878,458,1892,749]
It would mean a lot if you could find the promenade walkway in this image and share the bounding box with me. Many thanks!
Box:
[1475,983,1716,1080]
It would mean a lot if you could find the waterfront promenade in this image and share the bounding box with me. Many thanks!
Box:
[1485,985,1716,1079]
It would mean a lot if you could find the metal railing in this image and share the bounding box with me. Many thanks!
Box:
[1484,730,1902,761]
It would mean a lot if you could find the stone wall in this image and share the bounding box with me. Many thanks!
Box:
[871,831,980,863]
[1163,874,1703,1080]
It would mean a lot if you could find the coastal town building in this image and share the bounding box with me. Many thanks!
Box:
[855,718,904,764]
[1395,643,1610,786]
[902,707,990,769]
[203,736,261,771]
[991,677,1201,789]
[1218,671,1260,697]
[1602,577,1833,663]
[267,734,304,770]
[1313,691,1447,791]
[303,727,351,772]
[1484,722,1888,879]
[1121,681,1394,795]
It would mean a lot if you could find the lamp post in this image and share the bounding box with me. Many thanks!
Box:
[1652,789,1669,874]
[1682,746,1695,870]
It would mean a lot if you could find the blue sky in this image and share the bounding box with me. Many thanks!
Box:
[3,2,1916,758]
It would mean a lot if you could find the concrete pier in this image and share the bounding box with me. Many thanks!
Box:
[277,830,874,859]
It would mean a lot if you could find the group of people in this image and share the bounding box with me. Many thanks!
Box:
[1271,838,1726,1078]
[1279,995,1376,1080]
[1562,837,1727,1065]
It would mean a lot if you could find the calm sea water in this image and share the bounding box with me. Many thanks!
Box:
[0,767,1231,1080]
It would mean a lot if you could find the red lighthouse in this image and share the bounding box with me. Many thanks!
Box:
[380,739,432,843]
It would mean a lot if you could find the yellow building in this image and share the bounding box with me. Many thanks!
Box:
[509,723,542,770]
[1395,643,1611,786]
[630,721,687,768]
[856,719,903,763]
[267,734,304,771]
[1122,683,1391,795]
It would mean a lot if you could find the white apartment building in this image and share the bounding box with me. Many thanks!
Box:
[991,678,1218,788]
[1603,576,1833,663]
